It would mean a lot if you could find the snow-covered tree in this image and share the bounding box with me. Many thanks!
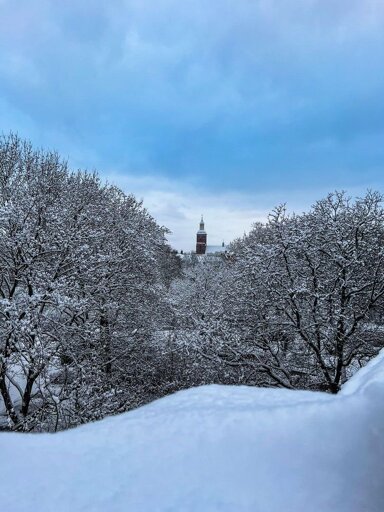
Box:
[223,192,384,392]
[0,134,176,430]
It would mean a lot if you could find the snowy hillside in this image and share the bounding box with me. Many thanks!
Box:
[1,351,384,512]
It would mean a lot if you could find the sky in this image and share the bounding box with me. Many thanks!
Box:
[1,0,384,250]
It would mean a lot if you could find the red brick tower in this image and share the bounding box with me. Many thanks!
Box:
[196,215,207,254]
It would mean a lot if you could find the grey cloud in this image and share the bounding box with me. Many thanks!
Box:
[0,0,383,194]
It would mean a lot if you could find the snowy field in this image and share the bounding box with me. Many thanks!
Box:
[1,351,384,512]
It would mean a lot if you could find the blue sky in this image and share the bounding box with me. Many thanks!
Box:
[1,0,384,249]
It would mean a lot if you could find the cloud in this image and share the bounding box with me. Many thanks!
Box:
[0,0,383,197]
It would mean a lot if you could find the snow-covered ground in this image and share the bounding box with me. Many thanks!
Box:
[1,351,384,512]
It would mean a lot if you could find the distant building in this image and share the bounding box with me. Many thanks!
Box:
[206,243,226,255]
[195,216,227,256]
[196,216,207,254]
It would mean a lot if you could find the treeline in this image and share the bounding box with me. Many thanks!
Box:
[1,134,384,432]
[172,193,384,393]
[0,134,181,431]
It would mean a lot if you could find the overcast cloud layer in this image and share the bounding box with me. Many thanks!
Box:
[1,1,384,248]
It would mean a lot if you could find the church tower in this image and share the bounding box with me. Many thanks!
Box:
[196,215,207,254]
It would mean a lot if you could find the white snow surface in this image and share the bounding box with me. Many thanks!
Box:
[1,351,384,512]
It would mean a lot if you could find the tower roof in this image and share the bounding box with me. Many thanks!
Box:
[197,215,206,234]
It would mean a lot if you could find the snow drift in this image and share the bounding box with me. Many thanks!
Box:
[1,351,384,512]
